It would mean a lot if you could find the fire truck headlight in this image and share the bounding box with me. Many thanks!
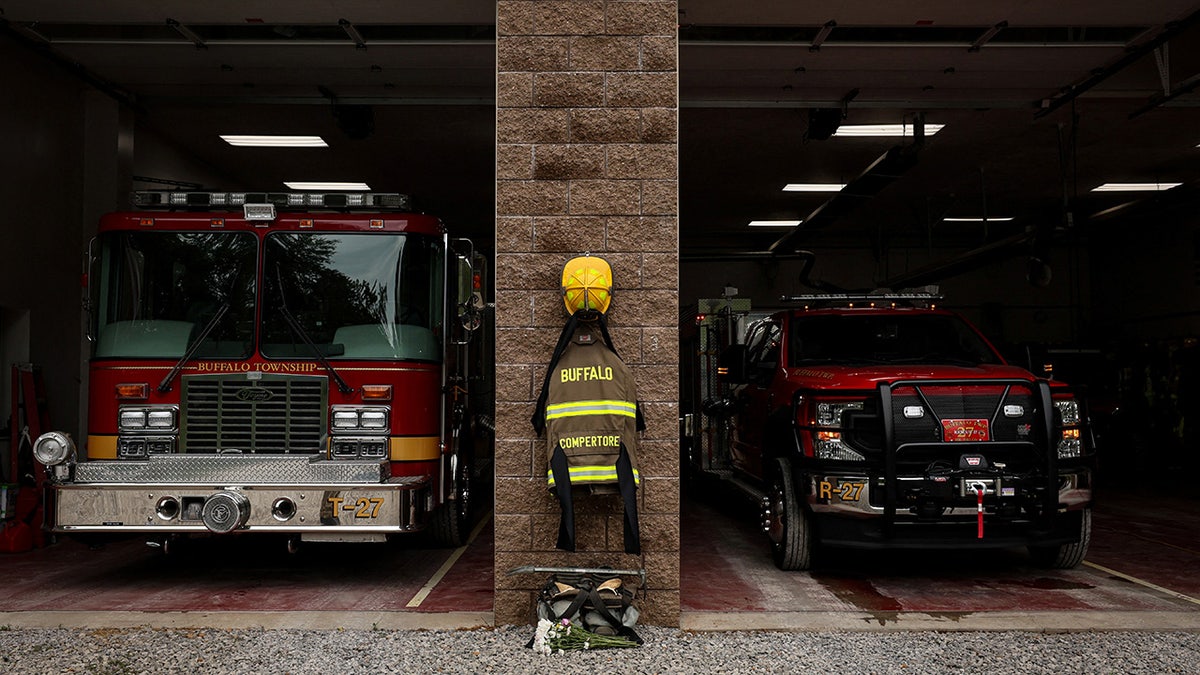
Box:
[331,406,390,432]
[147,409,177,430]
[120,406,178,432]
[332,410,361,430]
[359,409,389,430]
[33,432,76,467]
[119,409,148,430]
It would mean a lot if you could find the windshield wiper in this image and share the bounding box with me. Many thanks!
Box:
[274,267,354,395]
[158,303,230,394]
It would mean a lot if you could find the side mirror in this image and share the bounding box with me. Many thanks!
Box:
[718,344,748,384]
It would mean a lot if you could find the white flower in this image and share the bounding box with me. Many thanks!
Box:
[532,618,554,655]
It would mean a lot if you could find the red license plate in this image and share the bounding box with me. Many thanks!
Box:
[942,418,989,442]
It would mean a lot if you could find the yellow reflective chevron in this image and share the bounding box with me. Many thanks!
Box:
[545,399,636,421]
[548,465,641,487]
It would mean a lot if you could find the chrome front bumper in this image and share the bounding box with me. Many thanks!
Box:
[50,455,430,534]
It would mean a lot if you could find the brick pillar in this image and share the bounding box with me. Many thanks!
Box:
[494,0,680,626]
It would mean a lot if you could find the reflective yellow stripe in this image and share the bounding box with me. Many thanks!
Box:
[389,436,440,461]
[545,399,636,420]
[88,434,118,460]
[547,465,640,486]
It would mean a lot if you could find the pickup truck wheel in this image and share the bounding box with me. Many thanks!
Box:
[1029,507,1091,569]
[766,457,813,570]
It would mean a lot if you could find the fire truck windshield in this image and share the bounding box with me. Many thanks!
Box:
[261,232,444,362]
[94,232,256,359]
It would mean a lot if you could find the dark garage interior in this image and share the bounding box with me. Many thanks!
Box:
[2,0,1200,646]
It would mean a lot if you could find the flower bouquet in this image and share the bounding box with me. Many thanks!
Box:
[530,618,640,655]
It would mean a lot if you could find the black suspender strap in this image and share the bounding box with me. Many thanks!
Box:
[616,442,641,554]
[531,313,581,436]
[549,445,576,552]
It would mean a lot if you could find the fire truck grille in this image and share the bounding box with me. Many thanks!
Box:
[181,374,327,454]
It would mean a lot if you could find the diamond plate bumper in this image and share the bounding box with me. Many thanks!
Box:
[73,455,387,485]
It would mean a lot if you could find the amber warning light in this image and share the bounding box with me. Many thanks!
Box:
[361,385,393,401]
[116,383,149,400]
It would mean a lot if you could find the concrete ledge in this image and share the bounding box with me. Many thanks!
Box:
[682,611,1200,632]
[0,611,494,631]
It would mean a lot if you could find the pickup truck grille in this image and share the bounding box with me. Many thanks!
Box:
[181,374,327,454]
[888,382,1043,469]
[889,384,1039,446]
[843,382,1046,469]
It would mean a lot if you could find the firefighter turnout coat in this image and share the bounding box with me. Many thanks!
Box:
[533,314,642,554]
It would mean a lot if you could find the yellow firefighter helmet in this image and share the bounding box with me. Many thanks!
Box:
[561,255,612,316]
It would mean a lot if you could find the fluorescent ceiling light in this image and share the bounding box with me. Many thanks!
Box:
[1091,182,1181,192]
[944,216,1014,222]
[221,135,328,147]
[834,124,945,137]
[783,183,846,192]
[749,220,802,227]
[284,181,371,190]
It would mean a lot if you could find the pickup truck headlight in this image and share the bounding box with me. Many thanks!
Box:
[814,431,867,461]
[1053,398,1083,459]
[805,399,868,461]
[816,401,864,426]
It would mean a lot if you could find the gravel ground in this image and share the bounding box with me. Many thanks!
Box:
[3,625,1200,674]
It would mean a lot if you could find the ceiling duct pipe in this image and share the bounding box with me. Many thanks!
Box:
[769,143,921,254]
[794,250,850,293]
[879,232,1034,289]
[1035,7,1200,119]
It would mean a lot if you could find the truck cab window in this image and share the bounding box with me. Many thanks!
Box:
[94,232,256,359]
[261,232,445,362]
[744,320,782,384]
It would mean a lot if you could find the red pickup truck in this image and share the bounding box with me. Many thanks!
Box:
[715,292,1094,570]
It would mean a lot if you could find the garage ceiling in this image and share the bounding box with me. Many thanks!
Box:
[3,1,1199,265]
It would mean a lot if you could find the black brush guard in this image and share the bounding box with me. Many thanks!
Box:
[874,378,1059,538]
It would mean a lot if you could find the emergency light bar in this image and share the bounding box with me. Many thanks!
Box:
[132,191,412,212]
[780,288,943,307]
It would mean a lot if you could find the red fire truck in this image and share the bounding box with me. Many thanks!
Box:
[31,190,491,549]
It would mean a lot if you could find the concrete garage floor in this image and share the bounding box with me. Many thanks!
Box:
[0,517,495,630]
[680,487,1200,631]
[1,490,1198,632]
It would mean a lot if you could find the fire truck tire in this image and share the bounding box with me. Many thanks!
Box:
[1029,507,1092,569]
[766,457,813,571]
[429,449,474,548]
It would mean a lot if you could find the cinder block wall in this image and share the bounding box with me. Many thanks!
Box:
[494,0,680,626]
